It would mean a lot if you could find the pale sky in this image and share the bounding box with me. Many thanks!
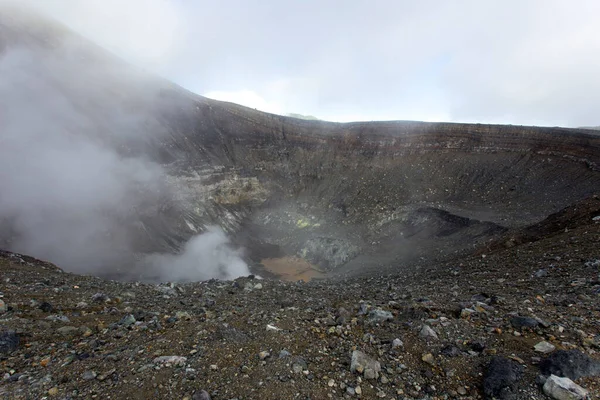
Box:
[14,0,600,126]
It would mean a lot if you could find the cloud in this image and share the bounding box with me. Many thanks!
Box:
[7,1,600,126]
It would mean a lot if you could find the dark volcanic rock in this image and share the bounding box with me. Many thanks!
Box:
[539,350,600,380]
[483,357,524,400]
[0,330,19,354]
[509,316,539,330]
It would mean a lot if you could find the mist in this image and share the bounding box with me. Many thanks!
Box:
[0,9,249,282]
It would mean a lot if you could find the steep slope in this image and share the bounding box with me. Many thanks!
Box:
[0,5,599,280]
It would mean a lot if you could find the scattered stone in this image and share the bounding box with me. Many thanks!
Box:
[441,345,462,357]
[392,338,403,348]
[259,351,270,360]
[46,314,70,323]
[543,375,589,400]
[539,350,600,380]
[47,387,59,396]
[368,309,393,323]
[119,314,136,327]
[351,350,381,380]
[56,326,79,337]
[292,357,307,373]
[0,330,19,354]
[91,293,109,302]
[97,368,116,381]
[266,324,282,332]
[192,390,211,400]
[534,341,556,354]
[254,283,263,290]
[175,311,192,320]
[39,301,54,312]
[0,299,7,313]
[279,350,291,358]
[422,353,435,365]
[419,324,439,340]
[483,357,523,400]
[153,356,187,367]
[82,370,97,380]
[534,269,548,278]
[584,259,600,268]
[510,316,539,330]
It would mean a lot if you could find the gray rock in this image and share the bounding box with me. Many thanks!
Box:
[175,311,192,320]
[0,299,7,313]
[441,344,462,357]
[192,391,211,400]
[534,269,548,278]
[119,314,136,327]
[57,326,79,336]
[543,375,588,400]
[292,357,307,373]
[483,357,523,400]
[539,350,600,380]
[46,315,70,323]
[392,338,404,348]
[91,293,109,302]
[534,341,556,354]
[584,259,600,268]
[153,356,187,367]
[419,324,439,340]
[82,370,97,381]
[0,330,19,354]
[279,350,291,359]
[510,316,539,330]
[351,350,381,380]
[368,309,393,323]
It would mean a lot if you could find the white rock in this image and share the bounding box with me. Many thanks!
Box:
[266,324,282,332]
[534,341,556,353]
[0,299,6,313]
[392,338,404,348]
[153,356,187,367]
[543,375,589,400]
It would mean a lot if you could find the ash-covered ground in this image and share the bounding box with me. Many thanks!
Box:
[1,197,599,399]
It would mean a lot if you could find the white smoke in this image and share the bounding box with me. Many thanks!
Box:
[0,8,249,282]
[145,226,249,282]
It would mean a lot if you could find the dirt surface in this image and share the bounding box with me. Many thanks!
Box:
[2,198,600,399]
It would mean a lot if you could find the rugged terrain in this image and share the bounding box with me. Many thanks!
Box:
[1,197,600,399]
[2,4,600,399]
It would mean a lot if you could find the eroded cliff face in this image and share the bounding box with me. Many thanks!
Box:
[1,5,599,279]
[155,97,600,276]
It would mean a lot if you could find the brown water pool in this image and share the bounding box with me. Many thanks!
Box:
[260,256,325,282]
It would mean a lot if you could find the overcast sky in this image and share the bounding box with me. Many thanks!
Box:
[16,0,600,126]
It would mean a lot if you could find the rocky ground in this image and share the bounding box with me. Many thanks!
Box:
[1,197,600,400]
